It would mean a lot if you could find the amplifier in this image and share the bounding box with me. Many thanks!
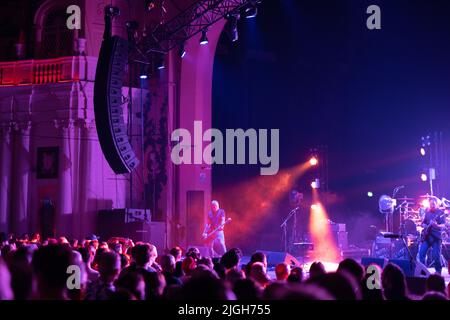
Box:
[98,209,166,249]
[374,236,392,244]
[335,231,349,250]
[125,208,151,223]
[341,247,371,260]
[331,223,346,232]
[292,242,314,257]
[291,242,314,257]
[371,237,410,260]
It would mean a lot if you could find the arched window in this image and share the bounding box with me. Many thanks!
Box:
[40,7,74,58]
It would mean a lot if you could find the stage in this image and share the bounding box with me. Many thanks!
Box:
[241,255,450,287]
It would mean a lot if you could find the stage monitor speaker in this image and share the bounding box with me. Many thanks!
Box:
[361,257,388,269]
[94,35,139,174]
[186,191,204,246]
[388,259,415,277]
[388,259,430,278]
[259,251,301,268]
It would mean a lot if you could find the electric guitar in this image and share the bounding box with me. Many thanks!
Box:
[202,218,232,241]
[420,211,448,242]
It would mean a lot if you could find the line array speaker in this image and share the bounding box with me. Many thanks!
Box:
[94,35,139,174]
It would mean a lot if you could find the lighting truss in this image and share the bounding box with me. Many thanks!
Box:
[136,0,259,57]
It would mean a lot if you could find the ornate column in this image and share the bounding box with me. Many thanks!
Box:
[70,119,81,239]
[68,119,90,240]
[54,119,74,237]
[11,122,32,237]
[79,120,97,238]
[0,125,13,233]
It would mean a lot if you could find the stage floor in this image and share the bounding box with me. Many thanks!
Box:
[241,256,450,285]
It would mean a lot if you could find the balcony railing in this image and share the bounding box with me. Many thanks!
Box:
[0,56,98,86]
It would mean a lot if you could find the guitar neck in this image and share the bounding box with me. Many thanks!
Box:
[205,219,231,238]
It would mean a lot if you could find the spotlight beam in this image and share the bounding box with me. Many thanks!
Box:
[309,189,340,263]
[213,160,314,244]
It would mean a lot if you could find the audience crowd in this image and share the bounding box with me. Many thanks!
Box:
[0,232,449,300]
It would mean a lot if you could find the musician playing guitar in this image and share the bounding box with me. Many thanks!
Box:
[418,197,447,275]
[202,200,227,258]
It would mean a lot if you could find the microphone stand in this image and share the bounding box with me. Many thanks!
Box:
[281,207,299,253]
[391,185,405,233]
[394,232,426,276]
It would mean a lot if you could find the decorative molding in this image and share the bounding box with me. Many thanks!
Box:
[82,119,97,130]
[53,118,96,130]
[0,123,13,135]
[53,119,75,130]
[11,121,32,133]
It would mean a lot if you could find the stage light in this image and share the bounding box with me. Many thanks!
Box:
[421,173,428,182]
[200,29,209,45]
[311,179,320,189]
[367,191,373,198]
[420,147,426,156]
[145,0,156,12]
[156,55,165,70]
[139,65,149,79]
[421,199,430,208]
[421,135,431,147]
[244,1,258,19]
[179,44,186,58]
[309,157,318,166]
[311,203,319,210]
[225,14,239,42]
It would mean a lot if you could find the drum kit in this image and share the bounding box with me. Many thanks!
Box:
[374,194,450,264]
[397,195,450,242]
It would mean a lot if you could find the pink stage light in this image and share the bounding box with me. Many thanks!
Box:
[421,199,430,208]
[309,157,318,166]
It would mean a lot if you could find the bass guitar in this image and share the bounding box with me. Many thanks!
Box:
[202,218,232,241]
[420,211,448,242]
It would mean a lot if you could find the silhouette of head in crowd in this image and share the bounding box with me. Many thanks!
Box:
[275,263,290,281]
[31,245,74,300]
[3,232,450,302]
[381,263,409,300]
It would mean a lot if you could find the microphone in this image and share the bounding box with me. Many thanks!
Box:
[393,185,405,198]
[382,233,402,239]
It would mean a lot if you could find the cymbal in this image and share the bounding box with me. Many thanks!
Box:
[419,195,435,198]
[396,197,414,201]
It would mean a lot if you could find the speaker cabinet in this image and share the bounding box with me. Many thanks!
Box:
[97,209,165,249]
[388,259,415,277]
[94,36,139,174]
[361,257,388,269]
